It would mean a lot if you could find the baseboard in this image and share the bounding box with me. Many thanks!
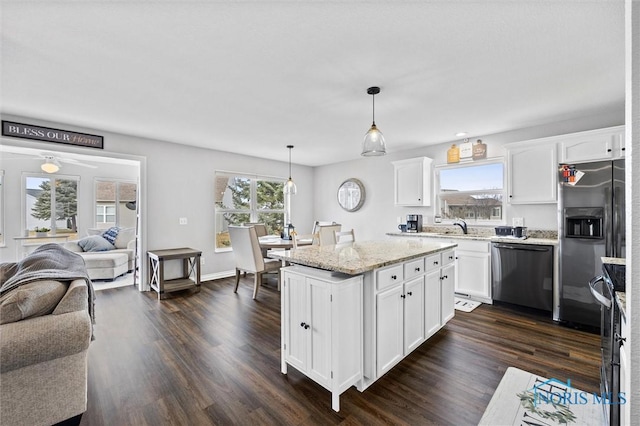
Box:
[202,270,235,282]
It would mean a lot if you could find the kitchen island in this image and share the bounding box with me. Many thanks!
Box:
[269,239,457,411]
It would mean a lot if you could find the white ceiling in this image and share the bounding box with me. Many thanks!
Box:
[1,1,625,167]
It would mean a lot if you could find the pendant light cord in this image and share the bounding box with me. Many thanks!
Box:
[372,93,376,126]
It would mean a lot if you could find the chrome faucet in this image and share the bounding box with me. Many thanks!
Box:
[453,219,468,234]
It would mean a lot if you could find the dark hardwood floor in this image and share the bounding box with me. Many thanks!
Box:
[81,276,600,425]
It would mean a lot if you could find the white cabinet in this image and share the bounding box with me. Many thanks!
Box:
[424,268,441,338]
[440,253,456,324]
[619,307,629,426]
[559,126,625,162]
[454,240,491,303]
[392,157,433,206]
[424,249,455,334]
[376,260,426,377]
[281,266,363,412]
[506,142,557,204]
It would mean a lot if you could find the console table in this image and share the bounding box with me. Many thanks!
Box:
[147,248,201,300]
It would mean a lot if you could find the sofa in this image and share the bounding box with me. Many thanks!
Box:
[62,227,136,281]
[0,245,94,426]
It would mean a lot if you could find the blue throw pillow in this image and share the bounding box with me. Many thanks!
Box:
[77,235,115,252]
[102,227,120,245]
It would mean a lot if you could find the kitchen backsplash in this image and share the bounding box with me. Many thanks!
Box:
[421,225,558,240]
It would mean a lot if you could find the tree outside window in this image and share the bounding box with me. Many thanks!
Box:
[215,173,285,250]
[25,176,79,238]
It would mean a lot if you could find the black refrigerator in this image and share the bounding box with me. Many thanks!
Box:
[557,159,625,329]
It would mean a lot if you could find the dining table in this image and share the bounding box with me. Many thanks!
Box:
[258,235,313,250]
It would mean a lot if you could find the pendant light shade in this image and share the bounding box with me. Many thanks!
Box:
[361,86,387,156]
[41,156,61,173]
[283,145,297,195]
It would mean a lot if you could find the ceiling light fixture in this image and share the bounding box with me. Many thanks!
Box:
[455,132,468,137]
[41,156,60,173]
[361,86,387,156]
[283,145,297,195]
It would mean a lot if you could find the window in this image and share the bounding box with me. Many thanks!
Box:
[435,160,504,224]
[215,172,285,250]
[94,180,137,229]
[24,174,79,238]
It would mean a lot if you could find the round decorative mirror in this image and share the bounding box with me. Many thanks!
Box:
[337,178,365,212]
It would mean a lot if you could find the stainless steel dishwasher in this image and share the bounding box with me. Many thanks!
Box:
[491,243,553,312]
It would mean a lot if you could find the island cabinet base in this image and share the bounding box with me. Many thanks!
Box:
[359,248,456,390]
[281,266,363,412]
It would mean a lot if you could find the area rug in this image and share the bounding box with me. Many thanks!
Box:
[479,367,603,425]
[454,297,481,312]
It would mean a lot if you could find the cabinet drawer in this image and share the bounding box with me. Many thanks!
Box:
[455,240,490,253]
[425,253,442,271]
[441,250,455,266]
[376,264,403,291]
[404,258,425,280]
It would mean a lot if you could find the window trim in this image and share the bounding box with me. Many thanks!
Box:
[94,178,137,229]
[22,172,80,235]
[434,158,506,226]
[214,171,286,252]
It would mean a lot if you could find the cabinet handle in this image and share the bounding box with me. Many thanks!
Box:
[433,261,439,265]
[415,267,421,272]
[444,275,448,279]
[509,195,513,198]
[407,291,413,296]
[400,294,406,299]
[300,322,310,329]
[448,255,454,260]
[622,147,626,151]
[391,275,397,280]
[455,256,459,260]
[607,148,613,152]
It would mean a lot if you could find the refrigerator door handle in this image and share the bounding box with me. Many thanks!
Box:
[604,186,613,256]
[588,276,611,308]
[613,186,622,257]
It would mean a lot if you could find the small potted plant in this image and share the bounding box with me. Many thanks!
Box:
[34,227,50,237]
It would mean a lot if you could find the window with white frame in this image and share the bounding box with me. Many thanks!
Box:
[215,172,285,250]
[94,180,137,229]
[435,160,504,224]
[24,174,80,238]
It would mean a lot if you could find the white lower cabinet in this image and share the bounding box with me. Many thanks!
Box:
[619,309,629,426]
[281,266,363,412]
[376,274,425,376]
[454,240,491,303]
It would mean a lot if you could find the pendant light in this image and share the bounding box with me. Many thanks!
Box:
[283,145,297,195]
[361,86,387,156]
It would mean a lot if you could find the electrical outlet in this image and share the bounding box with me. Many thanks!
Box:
[200,257,205,265]
[512,217,524,227]
[179,217,188,225]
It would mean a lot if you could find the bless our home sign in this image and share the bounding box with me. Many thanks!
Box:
[2,120,103,149]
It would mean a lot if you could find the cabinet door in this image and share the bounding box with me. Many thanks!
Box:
[307,278,332,387]
[393,157,432,206]
[441,264,455,324]
[424,269,442,338]
[376,284,404,376]
[403,276,425,353]
[283,272,308,373]
[507,143,557,204]
[455,250,490,300]
[559,127,625,162]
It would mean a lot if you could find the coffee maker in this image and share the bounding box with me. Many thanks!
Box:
[406,214,423,233]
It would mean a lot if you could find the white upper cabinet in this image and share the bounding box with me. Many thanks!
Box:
[558,126,625,163]
[392,157,433,206]
[506,142,558,204]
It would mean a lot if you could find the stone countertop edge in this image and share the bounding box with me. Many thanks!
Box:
[268,242,457,275]
[386,232,558,246]
[601,257,626,317]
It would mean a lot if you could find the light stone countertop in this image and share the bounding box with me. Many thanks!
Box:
[268,239,457,275]
[602,257,626,317]
[386,232,558,246]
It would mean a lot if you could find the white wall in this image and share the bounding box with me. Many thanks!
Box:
[313,109,624,239]
[0,114,314,280]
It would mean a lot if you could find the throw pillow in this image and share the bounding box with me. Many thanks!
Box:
[0,280,68,324]
[114,227,135,249]
[77,235,115,252]
[102,227,120,245]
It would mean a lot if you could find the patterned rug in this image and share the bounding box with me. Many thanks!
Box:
[454,297,481,312]
[480,367,603,425]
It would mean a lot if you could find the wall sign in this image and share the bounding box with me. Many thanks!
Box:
[2,120,103,149]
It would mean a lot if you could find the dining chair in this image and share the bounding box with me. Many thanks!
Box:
[334,229,355,244]
[243,222,268,237]
[312,220,338,235]
[316,224,342,245]
[292,232,319,249]
[228,225,281,299]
